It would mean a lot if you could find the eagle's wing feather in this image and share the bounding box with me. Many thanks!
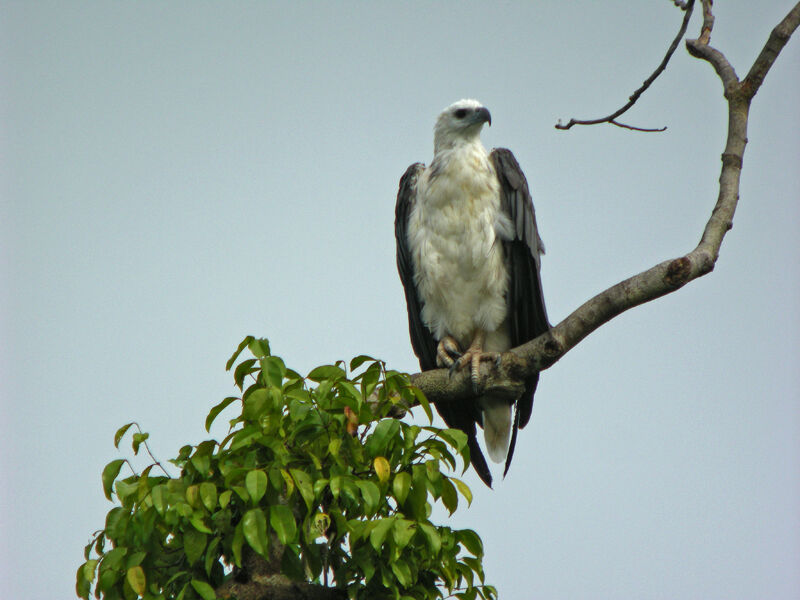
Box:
[490,148,550,477]
[395,163,437,371]
[395,162,494,487]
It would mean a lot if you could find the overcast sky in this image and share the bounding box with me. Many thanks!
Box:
[2,2,799,599]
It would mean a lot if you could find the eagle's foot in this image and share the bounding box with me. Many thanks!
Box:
[436,336,463,369]
[454,350,502,394]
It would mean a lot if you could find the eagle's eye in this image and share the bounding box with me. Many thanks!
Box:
[453,108,469,119]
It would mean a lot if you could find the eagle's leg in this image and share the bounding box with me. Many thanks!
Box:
[436,335,463,368]
[454,330,502,393]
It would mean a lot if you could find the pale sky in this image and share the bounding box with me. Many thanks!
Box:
[2,2,799,599]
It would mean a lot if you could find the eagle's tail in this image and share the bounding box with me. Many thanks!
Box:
[480,398,512,463]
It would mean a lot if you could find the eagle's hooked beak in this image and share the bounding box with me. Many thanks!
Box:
[476,106,492,126]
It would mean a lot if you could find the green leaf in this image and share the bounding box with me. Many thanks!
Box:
[231,521,244,567]
[461,556,484,584]
[126,565,146,595]
[101,546,128,570]
[125,551,146,568]
[403,478,428,521]
[277,468,294,497]
[242,388,270,421]
[307,364,346,383]
[131,432,149,454]
[191,454,211,478]
[339,477,361,506]
[458,587,478,600]
[330,475,342,500]
[242,509,269,558]
[392,518,416,550]
[328,437,342,458]
[151,484,167,515]
[234,359,258,390]
[191,579,217,600]
[226,336,255,370]
[82,559,98,582]
[457,529,483,557]
[186,484,200,508]
[114,423,134,449]
[102,459,125,500]
[232,486,249,503]
[438,428,468,452]
[411,386,433,423]
[115,479,138,503]
[355,480,381,517]
[248,337,271,359]
[270,505,297,544]
[441,477,458,515]
[390,559,413,587]
[360,362,381,397]
[450,477,473,506]
[349,354,377,371]
[392,472,411,505]
[75,562,92,599]
[190,514,213,534]
[205,397,238,432]
[365,419,400,456]
[105,508,129,539]
[260,356,285,388]
[204,537,221,577]
[336,380,363,408]
[245,470,267,504]
[218,490,232,510]
[290,469,314,512]
[199,482,217,511]
[418,523,442,555]
[183,528,207,565]
[369,517,395,551]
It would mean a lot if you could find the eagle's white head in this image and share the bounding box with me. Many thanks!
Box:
[433,98,492,154]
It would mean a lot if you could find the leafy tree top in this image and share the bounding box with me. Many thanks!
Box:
[78,337,497,600]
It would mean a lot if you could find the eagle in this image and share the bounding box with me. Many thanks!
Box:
[395,99,549,487]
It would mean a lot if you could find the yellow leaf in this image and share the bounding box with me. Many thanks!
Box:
[126,566,146,596]
[185,484,200,508]
[374,456,390,483]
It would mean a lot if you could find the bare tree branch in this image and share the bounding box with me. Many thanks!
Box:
[411,2,800,408]
[555,0,695,132]
[742,2,800,97]
[698,0,715,45]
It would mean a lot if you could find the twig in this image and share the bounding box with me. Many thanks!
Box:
[133,422,172,478]
[555,0,695,132]
[609,120,667,132]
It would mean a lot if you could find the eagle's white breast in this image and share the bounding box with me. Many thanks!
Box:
[407,141,511,353]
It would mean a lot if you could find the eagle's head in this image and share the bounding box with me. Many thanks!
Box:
[433,99,492,153]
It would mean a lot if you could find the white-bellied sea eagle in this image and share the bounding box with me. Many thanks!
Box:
[395,99,549,487]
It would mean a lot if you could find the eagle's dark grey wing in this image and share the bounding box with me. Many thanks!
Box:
[395,163,494,487]
[490,148,550,477]
[395,163,437,371]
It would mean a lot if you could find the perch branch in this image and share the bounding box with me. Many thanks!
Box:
[410,1,800,408]
[555,0,694,132]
